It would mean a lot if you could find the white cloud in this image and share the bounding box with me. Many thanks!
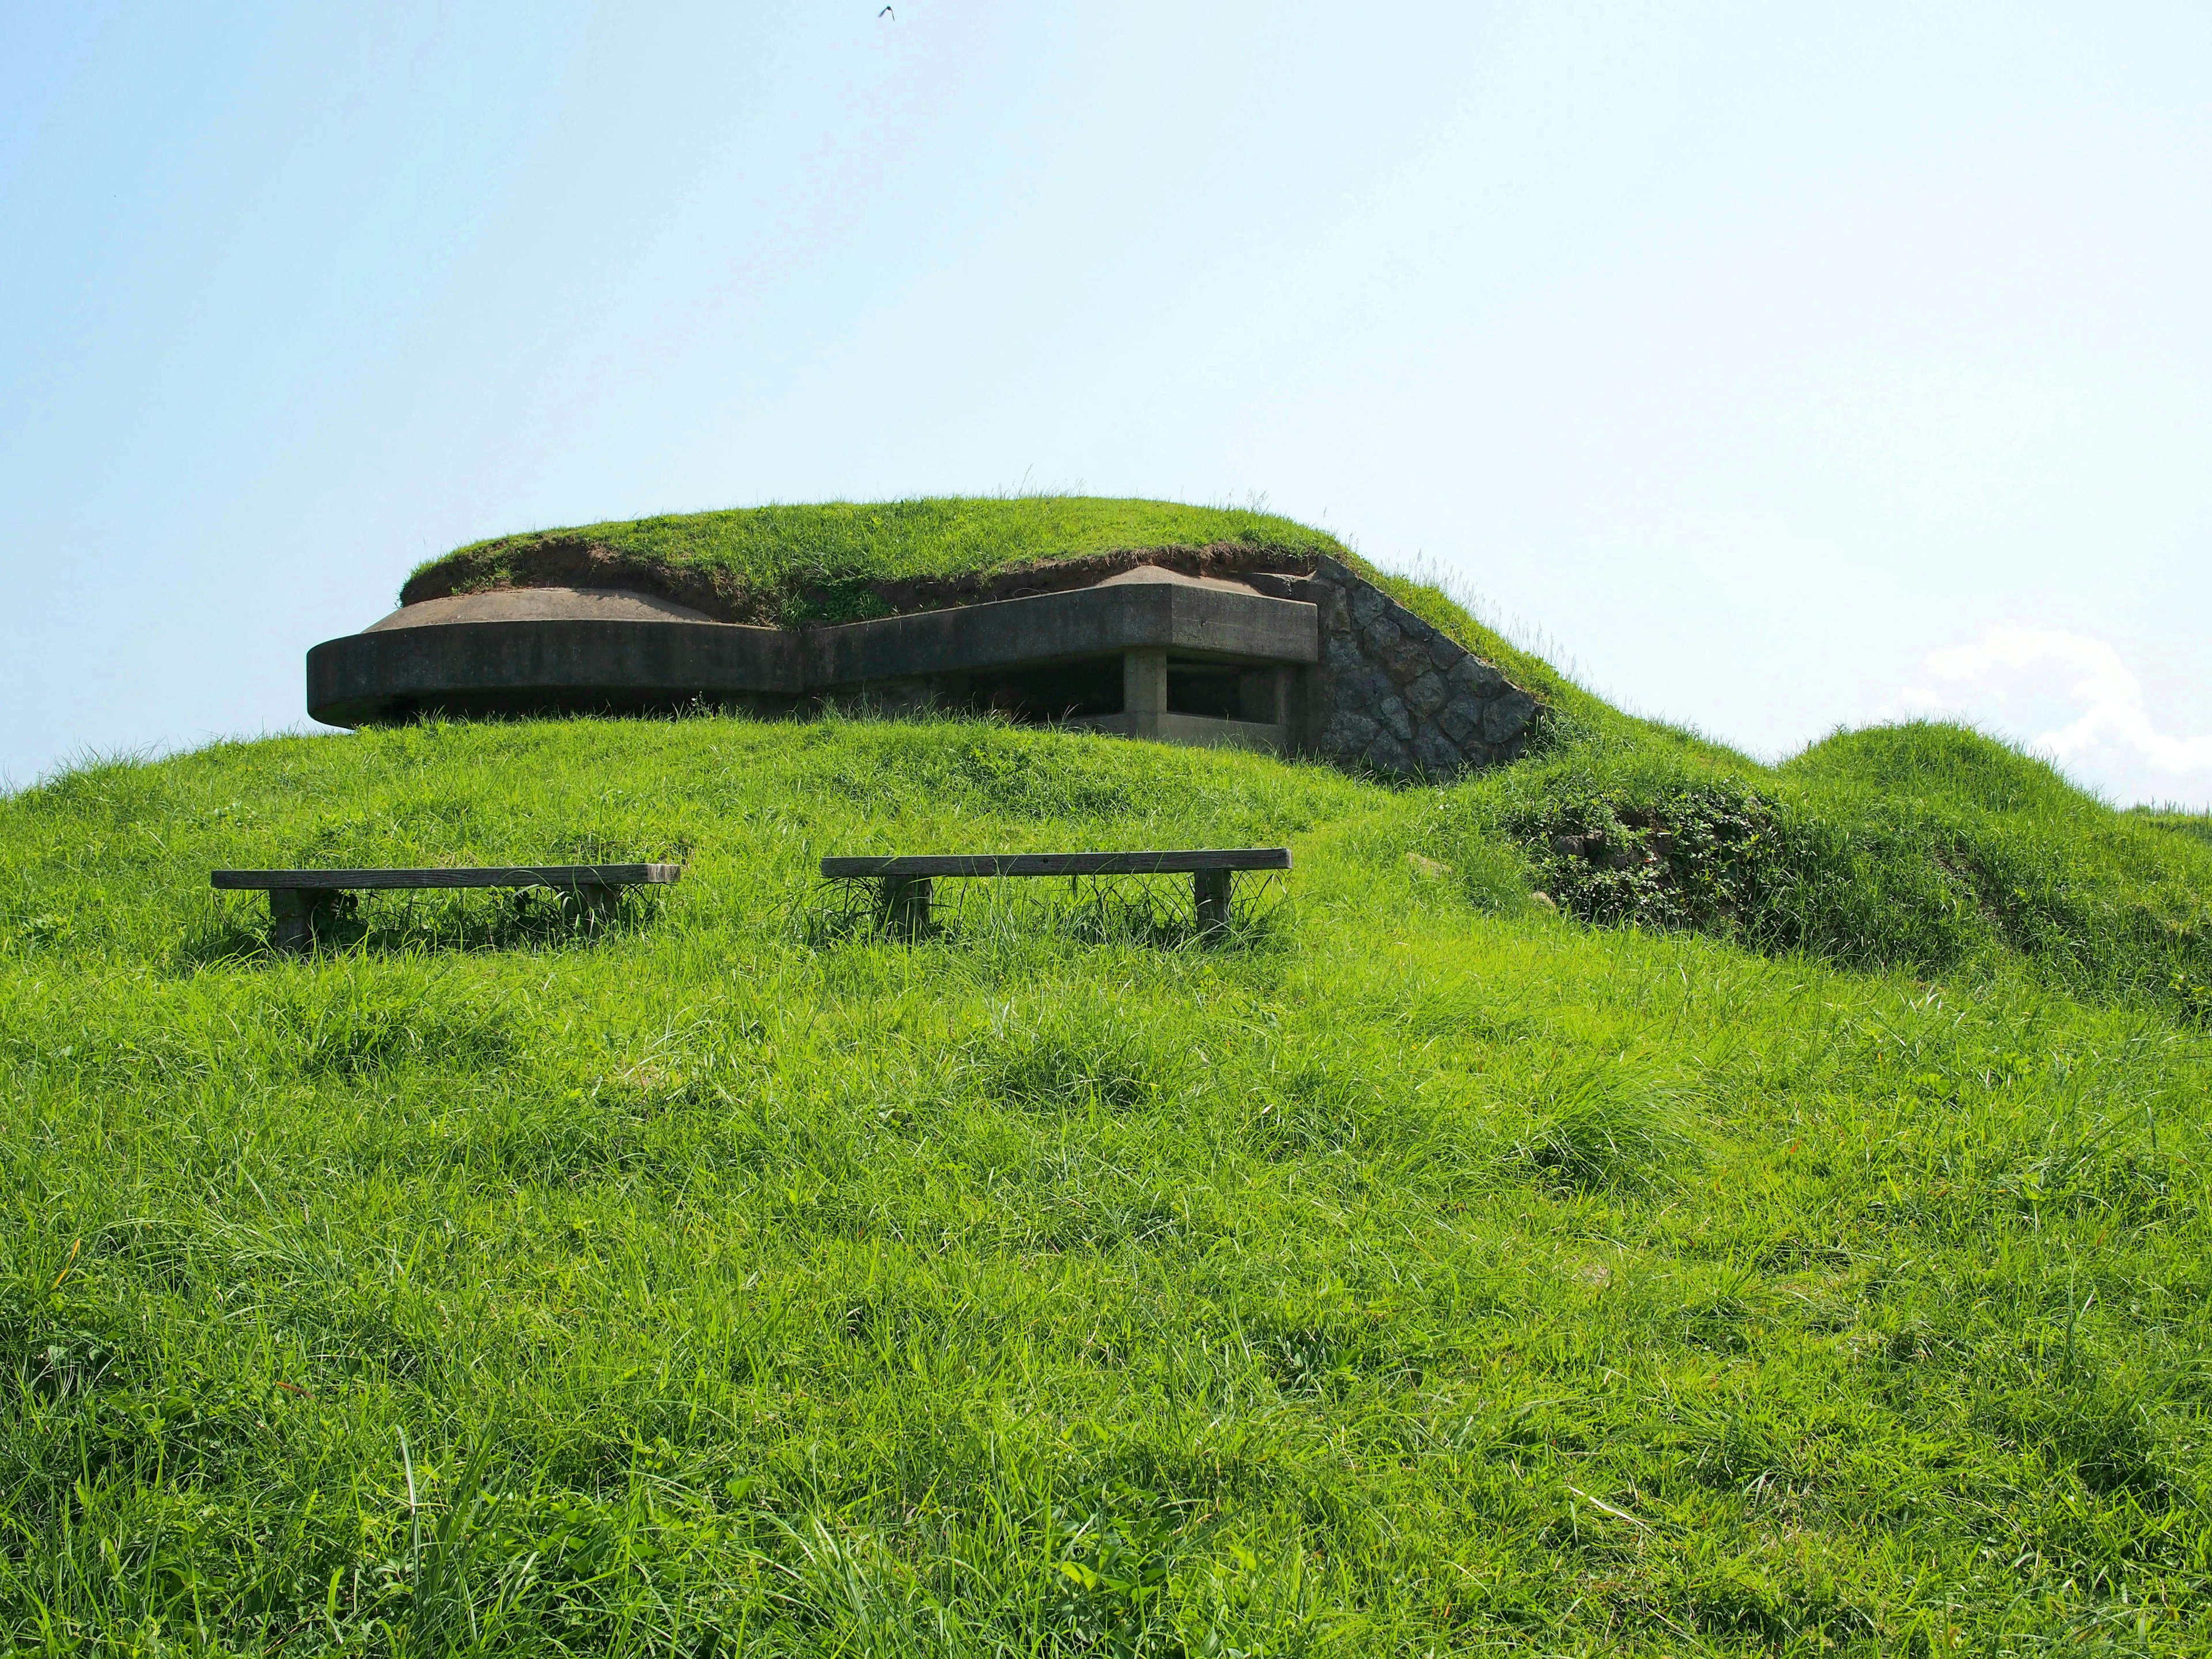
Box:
[1892,623,2212,807]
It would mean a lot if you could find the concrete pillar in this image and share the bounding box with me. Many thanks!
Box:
[573,882,622,929]
[1278,668,1304,752]
[1123,648,1167,739]
[1239,668,1284,727]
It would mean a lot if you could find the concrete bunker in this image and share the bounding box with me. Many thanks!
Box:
[306,553,1541,777]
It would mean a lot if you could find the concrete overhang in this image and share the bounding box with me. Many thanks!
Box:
[803,581,1317,685]
[307,620,804,727]
[306,581,1318,728]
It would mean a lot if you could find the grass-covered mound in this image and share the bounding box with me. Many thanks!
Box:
[397,492,2212,1016]
[404,496,1353,627]
[1430,721,2212,1026]
[5,704,2211,1654]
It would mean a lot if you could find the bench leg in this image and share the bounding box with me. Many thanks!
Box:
[878,875,932,937]
[572,882,622,928]
[268,889,334,954]
[1194,868,1233,940]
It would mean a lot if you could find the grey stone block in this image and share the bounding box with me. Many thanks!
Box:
[1448,656,1508,698]
[1372,632,1425,683]
[1483,688,1539,743]
[1355,609,1400,649]
[1283,554,1544,777]
[1363,730,1414,774]
[1368,604,1414,635]
[1324,710,1379,753]
[1351,665,1397,708]
[1434,699,1484,747]
[1412,728,1463,777]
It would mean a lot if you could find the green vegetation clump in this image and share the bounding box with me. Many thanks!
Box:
[1429,721,2212,1023]
[409,495,1351,626]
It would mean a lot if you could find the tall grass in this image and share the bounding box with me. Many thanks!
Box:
[2,710,2210,1652]
[1420,719,2212,1024]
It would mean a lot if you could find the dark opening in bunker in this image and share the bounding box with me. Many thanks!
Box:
[969,656,1124,722]
[1169,660,1281,723]
[1168,660,1240,718]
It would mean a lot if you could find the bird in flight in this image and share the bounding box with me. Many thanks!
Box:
[879,5,894,16]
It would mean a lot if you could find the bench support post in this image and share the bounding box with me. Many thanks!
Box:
[878,874,932,937]
[268,888,335,955]
[1193,868,1233,940]
[571,882,622,928]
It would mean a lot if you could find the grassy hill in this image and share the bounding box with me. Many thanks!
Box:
[5,506,2211,1653]
[404,497,1353,627]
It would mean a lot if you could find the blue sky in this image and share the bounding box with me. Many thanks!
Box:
[4,2,2207,802]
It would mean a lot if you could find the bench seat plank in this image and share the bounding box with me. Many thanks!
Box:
[213,863,681,891]
[820,849,1290,879]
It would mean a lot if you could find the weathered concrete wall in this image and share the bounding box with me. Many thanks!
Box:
[306,619,803,728]
[1298,556,1540,777]
[805,579,1316,685]
[312,580,1319,729]
[310,556,1541,782]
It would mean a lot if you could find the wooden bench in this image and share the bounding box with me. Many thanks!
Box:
[211,864,683,952]
[819,848,1290,937]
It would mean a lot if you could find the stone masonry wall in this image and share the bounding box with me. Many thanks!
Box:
[1293,556,1540,777]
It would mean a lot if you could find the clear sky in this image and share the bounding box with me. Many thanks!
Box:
[4,2,2207,803]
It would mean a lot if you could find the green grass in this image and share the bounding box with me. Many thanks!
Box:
[5,700,2212,1655]
[1421,719,2212,1028]
[2131,809,2212,849]
[409,497,1351,626]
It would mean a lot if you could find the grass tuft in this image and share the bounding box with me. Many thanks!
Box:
[1516,1059,1699,1192]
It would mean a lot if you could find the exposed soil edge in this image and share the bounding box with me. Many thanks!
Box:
[399,538,1324,628]
[401,538,772,624]
[862,541,1320,615]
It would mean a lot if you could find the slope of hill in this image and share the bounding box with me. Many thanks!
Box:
[4,696,2210,1653]
[1430,718,2212,1023]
